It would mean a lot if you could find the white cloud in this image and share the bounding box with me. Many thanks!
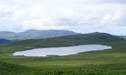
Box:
[0,0,126,35]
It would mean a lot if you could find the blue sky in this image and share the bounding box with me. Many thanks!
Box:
[0,0,126,35]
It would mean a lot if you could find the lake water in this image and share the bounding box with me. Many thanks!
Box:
[13,44,112,57]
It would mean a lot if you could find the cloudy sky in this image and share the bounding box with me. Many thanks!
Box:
[0,0,126,35]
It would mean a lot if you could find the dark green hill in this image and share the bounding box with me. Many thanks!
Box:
[0,32,123,53]
[10,32,124,46]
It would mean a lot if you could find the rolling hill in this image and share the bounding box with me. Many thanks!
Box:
[0,32,126,75]
[10,32,124,46]
[0,32,124,53]
[0,30,78,40]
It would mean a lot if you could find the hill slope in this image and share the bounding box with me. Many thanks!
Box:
[0,32,123,53]
[10,32,124,46]
[0,30,77,40]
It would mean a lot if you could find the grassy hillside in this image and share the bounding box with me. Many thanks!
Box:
[1,61,126,75]
[0,32,123,53]
[0,32,126,75]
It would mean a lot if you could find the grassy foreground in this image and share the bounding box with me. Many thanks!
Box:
[0,33,126,75]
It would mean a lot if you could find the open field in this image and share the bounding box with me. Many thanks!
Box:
[0,40,126,75]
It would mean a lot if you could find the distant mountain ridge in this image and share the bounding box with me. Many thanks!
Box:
[0,38,12,44]
[0,30,78,40]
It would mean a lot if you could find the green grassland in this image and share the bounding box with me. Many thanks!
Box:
[0,33,126,75]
